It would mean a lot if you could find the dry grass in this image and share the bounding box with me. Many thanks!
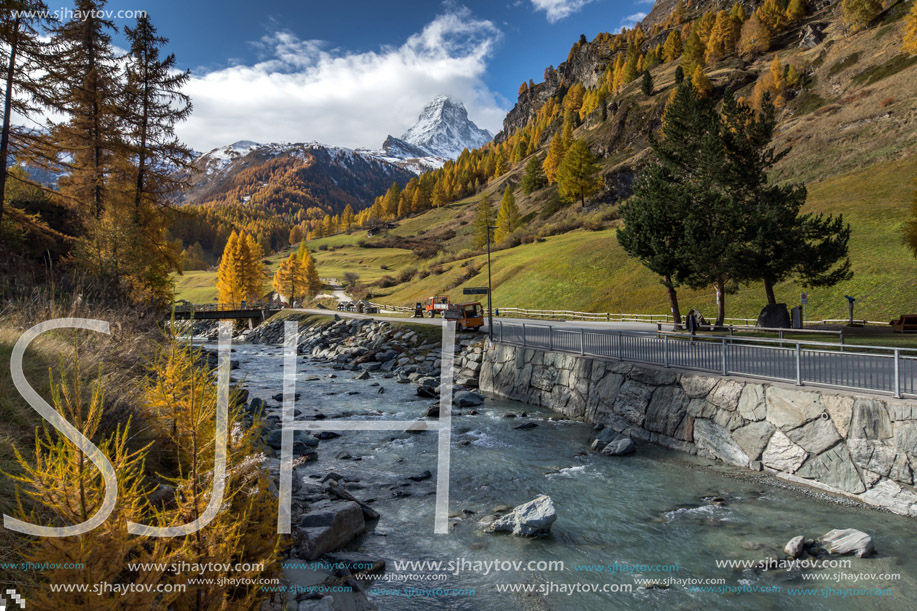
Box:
[0,291,169,585]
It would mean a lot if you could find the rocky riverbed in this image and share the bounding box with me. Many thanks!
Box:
[198,315,917,611]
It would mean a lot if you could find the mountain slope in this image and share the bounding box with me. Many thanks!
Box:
[178,141,416,216]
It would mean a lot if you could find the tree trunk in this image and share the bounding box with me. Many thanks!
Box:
[664,275,682,329]
[0,17,21,232]
[764,279,776,305]
[715,277,726,327]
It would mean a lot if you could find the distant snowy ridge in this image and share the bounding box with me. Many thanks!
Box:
[193,95,492,178]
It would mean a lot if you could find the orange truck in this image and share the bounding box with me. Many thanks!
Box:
[424,295,451,317]
[443,302,485,332]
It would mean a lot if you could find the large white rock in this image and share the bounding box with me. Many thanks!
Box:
[487,495,557,537]
[762,430,808,473]
[766,386,825,430]
[784,535,806,559]
[819,528,874,557]
[693,419,750,468]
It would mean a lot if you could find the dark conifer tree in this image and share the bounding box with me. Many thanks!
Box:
[0,1,50,231]
[641,70,654,96]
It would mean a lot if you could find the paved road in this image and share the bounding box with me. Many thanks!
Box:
[289,307,662,333]
[282,307,915,398]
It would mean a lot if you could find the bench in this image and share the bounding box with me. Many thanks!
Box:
[890,315,917,333]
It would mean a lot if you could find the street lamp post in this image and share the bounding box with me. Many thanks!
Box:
[486,225,497,340]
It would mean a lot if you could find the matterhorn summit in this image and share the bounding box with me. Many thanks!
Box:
[398,95,493,160]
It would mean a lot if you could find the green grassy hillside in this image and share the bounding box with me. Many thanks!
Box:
[175,156,917,322]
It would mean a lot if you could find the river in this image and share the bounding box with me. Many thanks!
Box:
[221,339,917,611]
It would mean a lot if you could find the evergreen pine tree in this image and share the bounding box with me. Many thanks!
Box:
[495,185,522,243]
[556,139,601,207]
[674,65,685,85]
[622,81,739,325]
[719,91,852,303]
[641,70,654,96]
[521,156,548,194]
[681,28,706,74]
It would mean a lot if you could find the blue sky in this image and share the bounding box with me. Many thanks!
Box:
[97,0,653,150]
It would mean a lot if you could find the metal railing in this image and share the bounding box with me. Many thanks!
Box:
[171,302,278,313]
[497,307,672,323]
[495,321,917,399]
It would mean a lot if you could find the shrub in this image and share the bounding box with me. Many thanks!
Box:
[398,267,417,283]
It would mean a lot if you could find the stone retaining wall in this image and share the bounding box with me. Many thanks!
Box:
[479,342,917,517]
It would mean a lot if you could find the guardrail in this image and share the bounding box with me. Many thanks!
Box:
[172,302,276,312]
[497,307,672,323]
[494,321,916,399]
[368,301,414,313]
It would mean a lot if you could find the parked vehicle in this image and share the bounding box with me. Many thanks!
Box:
[425,295,451,317]
[443,302,484,331]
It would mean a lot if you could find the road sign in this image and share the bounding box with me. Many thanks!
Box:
[463,287,488,295]
[800,293,808,305]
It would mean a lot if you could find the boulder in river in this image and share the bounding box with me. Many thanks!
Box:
[514,422,538,430]
[297,500,365,560]
[486,495,556,537]
[601,438,636,456]
[784,535,806,559]
[454,391,484,407]
[246,398,267,416]
[819,529,874,558]
[265,429,318,452]
[592,429,636,456]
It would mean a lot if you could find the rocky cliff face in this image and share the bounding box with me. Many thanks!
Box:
[497,41,612,141]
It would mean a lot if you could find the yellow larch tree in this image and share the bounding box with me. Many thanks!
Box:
[542,132,566,184]
[904,1,917,55]
[272,253,307,303]
[9,348,176,610]
[495,185,522,243]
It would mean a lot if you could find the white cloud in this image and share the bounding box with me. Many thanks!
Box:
[634,0,655,5]
[621,12,647,28]
[178,7,507,152]
[530,0,595,23]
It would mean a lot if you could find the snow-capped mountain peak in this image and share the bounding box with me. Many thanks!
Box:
[396,96,493,161]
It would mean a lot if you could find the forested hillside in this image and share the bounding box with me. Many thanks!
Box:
[213,0,916,322]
